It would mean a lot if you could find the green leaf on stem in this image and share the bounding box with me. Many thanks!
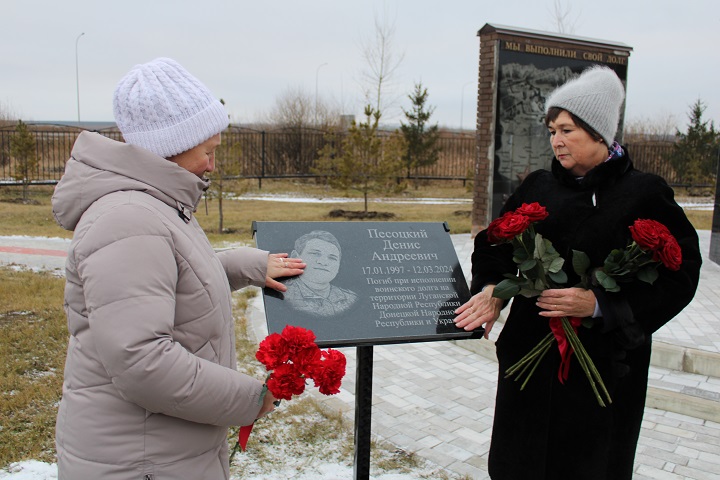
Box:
[548,270,568,284]
[572,250,591,276]
[637,265,659,284]
[535,233,547,257]
[519,287,543,297]
[548,257,565,273]
[493,279,521,299]
[594,270,620,292]
[519,258,537,271]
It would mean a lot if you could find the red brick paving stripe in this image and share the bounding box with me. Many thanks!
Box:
[0,246,67,257]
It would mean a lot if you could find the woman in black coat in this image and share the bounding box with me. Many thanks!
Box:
[454,66,701,480]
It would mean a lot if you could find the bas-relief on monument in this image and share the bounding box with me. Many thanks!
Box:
[493,63,576,216]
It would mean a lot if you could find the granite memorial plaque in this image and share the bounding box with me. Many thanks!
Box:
[253,221,481,347]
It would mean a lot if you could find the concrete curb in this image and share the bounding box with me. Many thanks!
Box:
[650,341,720,378]
[453,337,720,422]
[645,388,720,424]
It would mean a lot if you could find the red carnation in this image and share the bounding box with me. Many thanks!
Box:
[266,363,306,401]
[255,333,290,370]
[240,326,347,454]
[629,219,671,252]
[487,211,532,243]
[281,325,317,353]
[291,345,322,376]
[515,202,549,222]
[311,349,347,396]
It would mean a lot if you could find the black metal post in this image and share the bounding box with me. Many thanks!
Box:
[353,345,373,480]
[260,130,266,189]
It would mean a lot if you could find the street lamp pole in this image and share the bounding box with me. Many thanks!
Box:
[460,80,474,131]
[75,32,85,125]
[315,62,328,125]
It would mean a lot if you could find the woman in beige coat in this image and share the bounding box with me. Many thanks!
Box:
[52,58,304,480]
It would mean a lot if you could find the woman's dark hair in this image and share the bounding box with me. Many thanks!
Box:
[545,106,604,143]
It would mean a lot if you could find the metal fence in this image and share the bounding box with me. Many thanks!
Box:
[0,124,478,186]
[0,124,715,191]
[626,141,680,184]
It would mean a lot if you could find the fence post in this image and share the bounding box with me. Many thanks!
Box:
[260,130,266,189]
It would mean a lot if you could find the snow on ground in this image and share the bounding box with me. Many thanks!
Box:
[0,462,57,480]
[0,461,433,480]
[232,193,472,205]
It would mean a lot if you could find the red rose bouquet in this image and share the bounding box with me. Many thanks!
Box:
[489,202,568,300]
[579,219,682,292]
[489,204,682,407]
[234,325,346,455]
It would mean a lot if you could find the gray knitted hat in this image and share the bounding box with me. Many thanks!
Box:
[113,57,228,158]
[544,65,625,145]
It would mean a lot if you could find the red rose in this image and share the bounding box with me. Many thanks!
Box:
[255,333,290,370]
[267,363,306,401]
[281,325,317,354]
[310,349,347,396]
[515,202,549,222]
[629,219,671,252]
[487,211,531,243]
[655,234,683,271]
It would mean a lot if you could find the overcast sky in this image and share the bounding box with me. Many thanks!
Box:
[2,0,719,131]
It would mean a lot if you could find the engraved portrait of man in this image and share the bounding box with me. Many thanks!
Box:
[283,230,358,317]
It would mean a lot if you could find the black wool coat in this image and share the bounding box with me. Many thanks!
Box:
[470,149,702,480]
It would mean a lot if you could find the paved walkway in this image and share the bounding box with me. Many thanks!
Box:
[246,230,720,479]
[3,232,720,479]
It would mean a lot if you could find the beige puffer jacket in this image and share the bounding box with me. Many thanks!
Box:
[52,132,267,480]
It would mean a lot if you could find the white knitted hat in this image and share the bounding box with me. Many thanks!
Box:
[544,65,625,146]
[113,57,228,158]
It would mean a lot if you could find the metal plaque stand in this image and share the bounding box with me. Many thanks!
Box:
[353,345,373,480]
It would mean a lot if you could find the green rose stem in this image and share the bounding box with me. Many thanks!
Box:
[504,320,612,407]
[561,317,612,407]
[505,332,555,389]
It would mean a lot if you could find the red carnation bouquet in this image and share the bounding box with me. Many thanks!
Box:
[488,203,682,407]
[234,325,346,455]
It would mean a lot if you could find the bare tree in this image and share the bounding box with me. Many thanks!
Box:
[359,8,405,120]
[265,86,315,129]
[264,85,341,129]
[0,99,18,128]
[205,128,245,234]
[624,114,679,142]
[548,0,579,34]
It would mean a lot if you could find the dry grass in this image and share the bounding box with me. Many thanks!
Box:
[683,209,714,231]
[0,267,67,466]
[0,187,70,239]
[0,182,474,242]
